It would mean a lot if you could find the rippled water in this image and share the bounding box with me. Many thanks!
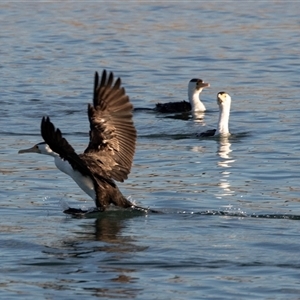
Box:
[1,2,300,299]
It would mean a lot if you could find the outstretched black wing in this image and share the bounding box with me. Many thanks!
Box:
[41,116,92,177]
[82,70,137,182]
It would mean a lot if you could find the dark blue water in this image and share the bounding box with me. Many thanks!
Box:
[1,2,300,299]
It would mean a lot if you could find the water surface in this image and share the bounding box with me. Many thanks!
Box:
[1,2,300,299]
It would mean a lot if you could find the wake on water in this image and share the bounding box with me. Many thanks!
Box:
[59,199,300,220]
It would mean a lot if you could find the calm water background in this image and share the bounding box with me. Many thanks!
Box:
[1,1,300,299]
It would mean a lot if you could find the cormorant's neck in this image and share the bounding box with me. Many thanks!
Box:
[39,143,60,158]
[189,88,206,112]
[216,103,230,136]
[46,151,59,158]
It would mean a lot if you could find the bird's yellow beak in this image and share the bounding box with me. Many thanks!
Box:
[18,145,39,154]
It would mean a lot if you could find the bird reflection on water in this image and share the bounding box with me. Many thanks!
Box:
[216,137,235,197]
[43,211,147,297]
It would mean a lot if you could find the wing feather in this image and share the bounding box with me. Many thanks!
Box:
[83,70,136,182]
[41,116,92,177]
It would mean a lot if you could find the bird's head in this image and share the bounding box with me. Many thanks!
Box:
[188,78,210,95]
[18,142,55,156]
[217,91,231,106]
